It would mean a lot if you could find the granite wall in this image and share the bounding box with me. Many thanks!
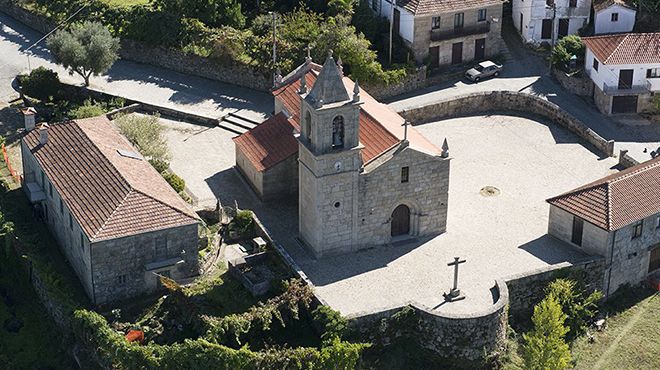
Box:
[398,91,615,157]
[552,68,593,97]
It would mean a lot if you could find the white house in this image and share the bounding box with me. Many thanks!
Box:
[369,0,505,67]
[583,33,660,114]
[513,0,592,45]
[593,0,636,35]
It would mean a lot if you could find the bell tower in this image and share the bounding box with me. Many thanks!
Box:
[297,51,364,257]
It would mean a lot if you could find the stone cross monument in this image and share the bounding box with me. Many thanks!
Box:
[443,256,466,302]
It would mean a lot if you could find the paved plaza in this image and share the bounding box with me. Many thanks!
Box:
[165,114,619,316]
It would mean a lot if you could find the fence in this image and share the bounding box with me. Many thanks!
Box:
[2,143,21,184]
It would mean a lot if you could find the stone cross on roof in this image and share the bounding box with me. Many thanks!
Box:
[306,50,350,106]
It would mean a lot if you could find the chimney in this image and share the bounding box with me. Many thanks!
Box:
[21,107,36,131]
[38,123,49,145]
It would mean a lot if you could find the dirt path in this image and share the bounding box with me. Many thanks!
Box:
[590,293,658,370]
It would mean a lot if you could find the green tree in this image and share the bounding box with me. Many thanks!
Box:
[20,67,61,101]
[47,21,120,86]
[546,279,602,341]
[551,35,585,71]
[522,295,572,370]
[153,0,245,28]
[115,113,170,162]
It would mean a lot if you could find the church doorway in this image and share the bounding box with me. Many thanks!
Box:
[391,205,411,237]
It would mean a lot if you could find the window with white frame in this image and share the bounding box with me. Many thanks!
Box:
[431,16,441,30]
[632,220,643,239]
[478,9,487,22]
[611,13,619,22]
[647,68,660,78]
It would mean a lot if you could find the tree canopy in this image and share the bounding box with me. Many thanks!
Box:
[523,295,572,370]
[47,21,120,86]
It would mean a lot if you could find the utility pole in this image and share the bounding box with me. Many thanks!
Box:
[548,1,557,73]
[270,11,277,66]
[389,0,396,65]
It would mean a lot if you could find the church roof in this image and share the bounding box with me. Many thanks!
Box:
[547,156,660,231]
[235,60,442,172]
[23,116,198,242]
[232,112,300,172]
[305,54,350,106]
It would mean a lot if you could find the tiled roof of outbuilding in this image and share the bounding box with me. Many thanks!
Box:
[583,33,660,65]
[23,116,198,241]
[547,157,660,231]
[397,0,503,15]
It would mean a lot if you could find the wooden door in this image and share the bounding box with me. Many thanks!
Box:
[612,95,638,114]
[618,69,634,89]
[520,13,523,31]
[452,42,463,65]
[558,19,569,39]
[541,19,553,39]
[475,38,486,60]
[391,205,410,237]
[429,46,439,68]
[394,9,401,36]
[571,217,583,246]
[649,245,660,273]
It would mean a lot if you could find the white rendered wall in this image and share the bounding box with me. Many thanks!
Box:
[378,0,415,43]
[594,6,636,35]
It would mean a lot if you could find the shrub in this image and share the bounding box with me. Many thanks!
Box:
[115,113,171,162]
[20,67,61,101]
[312,305,347,342]
[69,99,106,119]
[522,295,572,370]
[149,159,170,173]
[545,278,602,341]
[551,35,585,71]
[162,172,185,193]
[231,210,254,236]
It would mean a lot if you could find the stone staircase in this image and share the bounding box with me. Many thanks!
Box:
[218,112,260,135]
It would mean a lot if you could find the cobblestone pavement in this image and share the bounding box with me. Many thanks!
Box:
[388,22,660,164]
[0,12,272,122]
[164,114,619,316]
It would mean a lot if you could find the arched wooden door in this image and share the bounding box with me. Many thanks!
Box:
[391,205,411,237]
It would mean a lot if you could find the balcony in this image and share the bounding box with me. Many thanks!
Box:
[603,81,651,96]
[430,22,490,42]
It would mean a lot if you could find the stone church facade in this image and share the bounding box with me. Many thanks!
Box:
[235,54,451,258]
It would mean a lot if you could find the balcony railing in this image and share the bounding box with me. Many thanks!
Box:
[430,22,490,42]
[603,80,651,95]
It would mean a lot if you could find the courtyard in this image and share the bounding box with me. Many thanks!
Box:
[164,113,619,317]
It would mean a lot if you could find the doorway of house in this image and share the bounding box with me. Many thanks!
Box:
[391,205,411,237]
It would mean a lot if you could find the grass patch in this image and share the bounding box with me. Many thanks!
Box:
[99,0,150,8]
[572,288,659,370]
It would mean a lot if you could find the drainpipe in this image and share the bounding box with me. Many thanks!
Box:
[605,230,617,300]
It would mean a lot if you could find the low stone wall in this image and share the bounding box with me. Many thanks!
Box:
[552,68,593,97]
[505,257,605,325]
[348,280,508,361]
[618,149,641,169]
[364,65,466,101]
[399,91,615,157]
[0,1,56,34]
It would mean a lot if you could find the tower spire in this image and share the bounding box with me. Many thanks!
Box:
[353,79,360,102]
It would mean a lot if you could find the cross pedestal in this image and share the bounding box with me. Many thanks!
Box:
[443,257,466,302]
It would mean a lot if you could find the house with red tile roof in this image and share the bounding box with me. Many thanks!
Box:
[234,54,451,257]
[546,156,660,297]
[21,116,199,305]
[370,0,505,67]
[583,32,660,114]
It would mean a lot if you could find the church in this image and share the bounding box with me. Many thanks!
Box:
[234,53,451,257]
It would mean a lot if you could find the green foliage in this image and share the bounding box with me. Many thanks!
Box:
[652,94,660,113]
[522,295,572,370]
[312,305,347,342]
[551,35,585,71]
[47,21,120,86]
[20,67,61,101]
[152,0,245,28]
[545,278,602,341]
[149,158,170,173]
[115,113,170,162]
[231,210,254,236]
[162,172,185,193]
[68,99,106,119]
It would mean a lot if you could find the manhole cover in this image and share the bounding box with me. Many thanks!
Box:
[480,186,500,197]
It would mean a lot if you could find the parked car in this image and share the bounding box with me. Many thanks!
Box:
[465,61,502,82]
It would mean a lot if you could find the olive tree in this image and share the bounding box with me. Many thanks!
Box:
[47,21,120,86]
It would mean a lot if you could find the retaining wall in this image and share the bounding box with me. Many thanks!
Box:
[552,68,593,98]
[399,91,615,157]
[348,280,509,361]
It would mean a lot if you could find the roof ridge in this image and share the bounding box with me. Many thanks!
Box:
[605,182,613,231]
[605,33,629,64]
[93,191,131,239]
[608,157,660,184]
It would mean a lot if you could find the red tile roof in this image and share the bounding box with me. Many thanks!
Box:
[23,116,198,241]
[547,157,660,231]
[398,0,503,15]
[583,33,660,65]
[232,112,299,172]
[237,64,442,172]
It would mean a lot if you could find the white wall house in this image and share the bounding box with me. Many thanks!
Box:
[371,0,416,44]
[513,0,592,45]
[584,33,660,114]
[593,0,636,35]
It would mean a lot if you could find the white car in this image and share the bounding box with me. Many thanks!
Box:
[465,61,503,82]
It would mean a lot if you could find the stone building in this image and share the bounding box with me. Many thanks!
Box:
[21,116,199,305]
[369,0,505,67]
[583,33,660,115]
[513,0,592,45]
[234,54,451,258]
[546,157,660,298]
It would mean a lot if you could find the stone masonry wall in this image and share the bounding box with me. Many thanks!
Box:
[399,91,615,157]
[552,68,593,97]
[505,258,605,324]
[348,279,509,361]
